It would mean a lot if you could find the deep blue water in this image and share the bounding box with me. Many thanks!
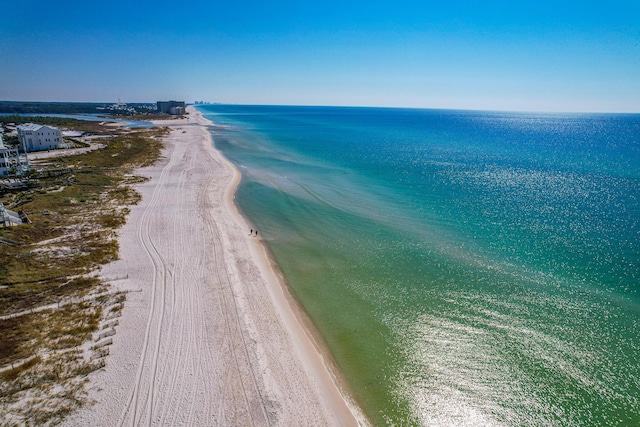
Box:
[200,105,640,426]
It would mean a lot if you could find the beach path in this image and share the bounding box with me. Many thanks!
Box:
[63,110,361,426]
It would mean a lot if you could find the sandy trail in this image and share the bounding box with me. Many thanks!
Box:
[63,109,363,426]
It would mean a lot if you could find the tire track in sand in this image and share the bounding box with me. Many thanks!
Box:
[117,133,182,427]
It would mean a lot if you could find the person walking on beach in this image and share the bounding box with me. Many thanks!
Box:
[250,229,253,236]
[255,230,258,237]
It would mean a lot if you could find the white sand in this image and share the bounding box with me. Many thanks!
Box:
[63,108,365,426]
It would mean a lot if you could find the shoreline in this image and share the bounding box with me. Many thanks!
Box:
[63,107,365,426]
[204,109,367,425]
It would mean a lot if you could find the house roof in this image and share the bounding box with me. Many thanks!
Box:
[18,123,44,131]
[17,124,60,132]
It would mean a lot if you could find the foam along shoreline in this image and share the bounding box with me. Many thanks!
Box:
[63,107,365,426]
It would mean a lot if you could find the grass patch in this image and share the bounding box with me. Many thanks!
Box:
[0,357,41,383]
[0,123,165,424]
[0,296,120,425]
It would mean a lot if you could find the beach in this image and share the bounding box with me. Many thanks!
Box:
[63,107,362,426]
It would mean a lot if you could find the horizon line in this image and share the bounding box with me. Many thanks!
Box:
[1,99,639,115]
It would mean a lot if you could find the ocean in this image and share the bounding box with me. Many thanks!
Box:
[198,105,640,426]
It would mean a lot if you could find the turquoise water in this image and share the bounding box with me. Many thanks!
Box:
[200,105,640,426]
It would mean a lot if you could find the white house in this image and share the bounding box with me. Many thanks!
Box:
[0,135,30,176]
[17,124,66,152]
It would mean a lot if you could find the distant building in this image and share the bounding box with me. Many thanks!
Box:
[157,101,186,115]
[0,135,30,176]
[17,124,65,152]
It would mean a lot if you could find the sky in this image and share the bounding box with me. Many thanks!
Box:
[1,0,639,112]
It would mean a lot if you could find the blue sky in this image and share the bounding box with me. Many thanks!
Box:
[2,0,639,112]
